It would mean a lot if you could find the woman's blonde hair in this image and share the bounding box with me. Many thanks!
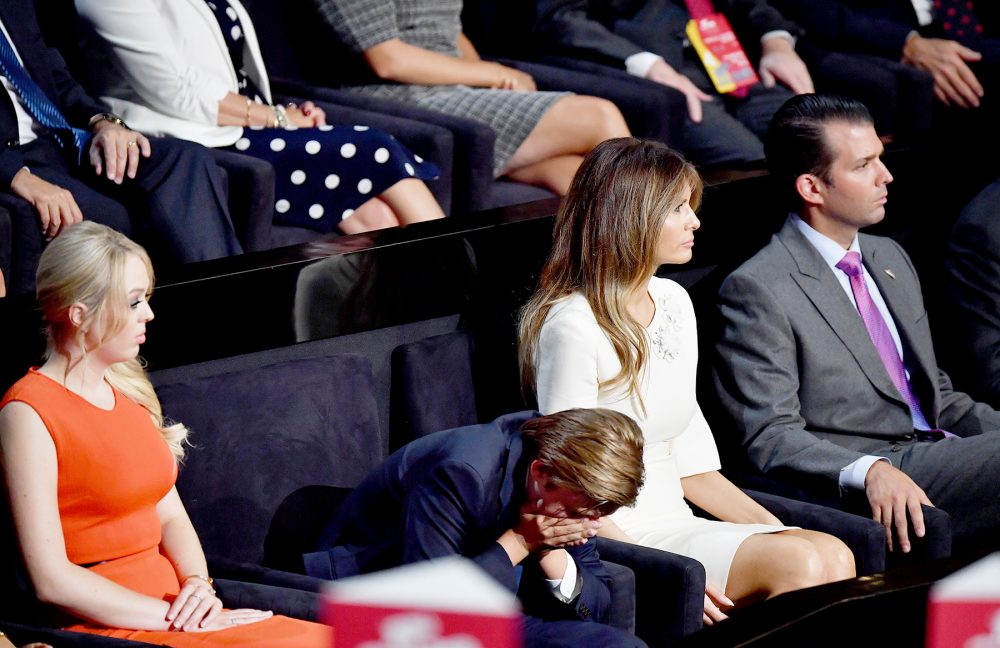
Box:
[36,222,188,459]
[518,138,702,411]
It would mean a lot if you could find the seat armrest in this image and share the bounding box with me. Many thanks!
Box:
[595,537,705,643]
[0,622,150,647]
[601,560,636,633]
[208,555,326,592]
[206,148,276,252]
[213,578,320,621]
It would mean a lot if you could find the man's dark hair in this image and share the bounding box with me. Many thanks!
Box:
[764,94,874,211]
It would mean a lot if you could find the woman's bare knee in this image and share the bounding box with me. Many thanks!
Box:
[784,530,856,582]
[588,96,630,141]
[819,536,856,581]
[339,197,399,234]
[556,96,630,144]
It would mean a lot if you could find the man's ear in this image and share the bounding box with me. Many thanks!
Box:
[68,302,88,329]
[528,459,551,488]
[795,173,825,208]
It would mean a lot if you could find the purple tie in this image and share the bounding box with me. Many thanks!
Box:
[836,252,933,431]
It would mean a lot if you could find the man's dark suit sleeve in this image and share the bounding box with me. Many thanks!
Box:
[400,460,521,589]
[518,542,612,623]
[722,0,804,40]
[534,0,645,65]
[401,460,613,622]
[945,181,1000,407]
[769,0,913,58]
[887,238,1000,435]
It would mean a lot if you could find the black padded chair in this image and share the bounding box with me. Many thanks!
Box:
[152,353,384,583]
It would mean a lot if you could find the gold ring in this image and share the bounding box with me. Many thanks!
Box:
[127,141,137,147]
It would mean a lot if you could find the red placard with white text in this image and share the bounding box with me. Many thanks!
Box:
[926,552,1000,647]
[321,557,522,648]
[685,13,758,94]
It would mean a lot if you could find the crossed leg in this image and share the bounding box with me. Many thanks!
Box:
[503,96,631,195]
[341,178,445,235]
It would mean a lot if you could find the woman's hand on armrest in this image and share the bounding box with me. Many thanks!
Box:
[364,38,534,90]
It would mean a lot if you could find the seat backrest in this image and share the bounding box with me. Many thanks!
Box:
[154,353,381,565]
[389,330,477,450]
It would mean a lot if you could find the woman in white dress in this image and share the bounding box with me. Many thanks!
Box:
[518,138,855,624]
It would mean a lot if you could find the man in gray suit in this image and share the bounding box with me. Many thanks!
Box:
[714,94,1000,552]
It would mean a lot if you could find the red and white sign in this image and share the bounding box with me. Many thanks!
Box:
[685,13,759,94]
[322,557,522,648]
[927,552,1000,647]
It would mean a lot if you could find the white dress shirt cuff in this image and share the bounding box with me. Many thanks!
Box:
[839,455,889,490]
[544,553,578,600]
[761,30,796,47]
[625,51,664,78]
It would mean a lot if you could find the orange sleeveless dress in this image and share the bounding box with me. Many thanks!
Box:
[2,370,332,647]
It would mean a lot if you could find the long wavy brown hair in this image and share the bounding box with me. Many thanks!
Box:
[518,138,702,411]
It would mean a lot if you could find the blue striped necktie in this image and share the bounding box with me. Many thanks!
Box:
[0,27,90,157]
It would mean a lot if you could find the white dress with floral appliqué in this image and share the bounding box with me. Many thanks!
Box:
[535,277,792,590]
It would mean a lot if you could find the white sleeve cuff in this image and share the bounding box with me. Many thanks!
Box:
[544,553,578,600]
[839,455,889,490]
[625,51,664,78]
[761,30,796,47]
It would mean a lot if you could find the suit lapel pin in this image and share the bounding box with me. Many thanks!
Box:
[884,269,896,280]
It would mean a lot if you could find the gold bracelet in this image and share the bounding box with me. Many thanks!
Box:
[183,574,215,594]
[87,111,128,130]
[245,97,253,127]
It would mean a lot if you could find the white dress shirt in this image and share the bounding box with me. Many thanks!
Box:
[911,0,933,27]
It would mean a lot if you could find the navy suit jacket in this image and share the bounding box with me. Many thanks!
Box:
[307,411,612,624]
[0,0,105,186]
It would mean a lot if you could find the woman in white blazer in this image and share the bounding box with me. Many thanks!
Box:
[75,0,445,235]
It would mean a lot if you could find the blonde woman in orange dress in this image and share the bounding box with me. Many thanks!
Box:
[0,222,330,646]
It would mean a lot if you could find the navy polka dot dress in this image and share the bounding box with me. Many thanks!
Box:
[206,0,439,233]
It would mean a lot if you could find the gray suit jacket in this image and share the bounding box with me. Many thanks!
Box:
[714,218,1000,489]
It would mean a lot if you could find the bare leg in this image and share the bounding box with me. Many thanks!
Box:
[339,197,398,235]
[506,154,585,195]
[0,268,5,298]
[501,96,631,193]
[724,530,855,605]
[338,179,445,235]
[376,178,445,225]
